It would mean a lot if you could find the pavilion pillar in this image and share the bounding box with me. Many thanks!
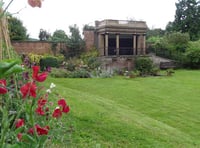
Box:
[143,34,146,55]
[133,34,136,55]
[116,34,119,56]
[105,34,108,56]
[98,34,104,56]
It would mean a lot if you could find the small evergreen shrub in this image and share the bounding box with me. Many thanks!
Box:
[40,56,59,71]
[135,57,154,76]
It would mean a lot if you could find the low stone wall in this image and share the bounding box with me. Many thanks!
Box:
[100,56,135,73]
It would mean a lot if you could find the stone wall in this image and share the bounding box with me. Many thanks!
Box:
[100,56,135,73]
[12,41,67,55]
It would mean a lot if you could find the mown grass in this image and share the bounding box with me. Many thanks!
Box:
[45,70,200,148]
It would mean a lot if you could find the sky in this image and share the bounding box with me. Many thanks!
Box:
[4,0,178,39]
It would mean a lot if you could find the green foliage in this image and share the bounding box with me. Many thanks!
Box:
[8,15,29,40]
[171,0,200,40]
[40,56,59,71]
[0,60,23,78]
[163,32,190,52]
[68,69,90,78]
[28,53,44,65]
[51,29,68,42]
[80,49,100,70]
[146,28,165,39]
[184,40,200,68]
[50,68,69,78]
[135,57,154,76]
[66,24,85,57]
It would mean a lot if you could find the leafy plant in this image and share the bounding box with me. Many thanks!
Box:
[135,57,154,76]
[0,60,70,147]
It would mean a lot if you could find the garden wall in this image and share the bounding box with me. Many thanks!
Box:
[100,56,135,72]
[11,41,67,55]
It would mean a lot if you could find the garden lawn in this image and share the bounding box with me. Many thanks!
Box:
[46,70,200,148]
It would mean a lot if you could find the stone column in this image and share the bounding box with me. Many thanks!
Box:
[137,34,142,55]
[105,34,108,56]
[143,34,146,55]
[98,34,104,56]
[116,34,119,56]
[133,34,136,55]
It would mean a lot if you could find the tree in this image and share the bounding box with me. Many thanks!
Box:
[66,24,85,57]
[51,29,68,42]
[8,15,29,40]
[171,0,200,40]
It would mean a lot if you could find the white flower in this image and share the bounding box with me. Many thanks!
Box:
[50,83,56,89]
[46,89,51,93]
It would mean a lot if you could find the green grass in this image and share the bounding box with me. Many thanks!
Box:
[45,70,200,147]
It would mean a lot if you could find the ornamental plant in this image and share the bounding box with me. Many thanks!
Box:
[0,60,70,147]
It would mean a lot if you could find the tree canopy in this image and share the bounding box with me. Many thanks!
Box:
[8,15,29,41]
[167,0,200,40]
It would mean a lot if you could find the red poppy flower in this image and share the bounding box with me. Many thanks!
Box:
[20,82,37,98]
[32,66,48,82]
[35,106,45,115]
[38,98,47,107]
[58,99,70,113]
[15,119,25,128]
[28,128,34,135]
[0,79,7,94]
[17,133,23,141]
[35,124,49,135]
[58,99,67,108]
[62,105,70,113]
[52,108,62,118]
[28,0,43,8]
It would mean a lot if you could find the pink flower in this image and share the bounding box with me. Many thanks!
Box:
[15,119,25,128]
[32,66,48,82]
[0,79,7,94]
[28,0,43,8]
[20,82,37,98]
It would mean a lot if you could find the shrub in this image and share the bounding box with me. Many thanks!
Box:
[28,53,43,65]
[68,69,90,78]
[40,56,59,71]
[135,57,154,76]
[50,68,69,78]
[184,40,200,69]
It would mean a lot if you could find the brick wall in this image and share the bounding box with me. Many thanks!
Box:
[11,41,67,55]
[83,30,95,51]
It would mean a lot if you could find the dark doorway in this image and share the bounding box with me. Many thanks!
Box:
[108,34,116,55]
[119,34,133,55]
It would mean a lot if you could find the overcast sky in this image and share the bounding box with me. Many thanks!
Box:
[5,0,178,39]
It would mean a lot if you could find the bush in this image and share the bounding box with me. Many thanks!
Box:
[50,68,69,78]
[184,40,200,69]
[135,57,154,76]
[68,69,90,78]
[40,56,59,71]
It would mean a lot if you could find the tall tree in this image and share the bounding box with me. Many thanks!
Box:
[171,0,200,40]
[51,29,68,42]
[8,15,29,40]
[66,24,85,57]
